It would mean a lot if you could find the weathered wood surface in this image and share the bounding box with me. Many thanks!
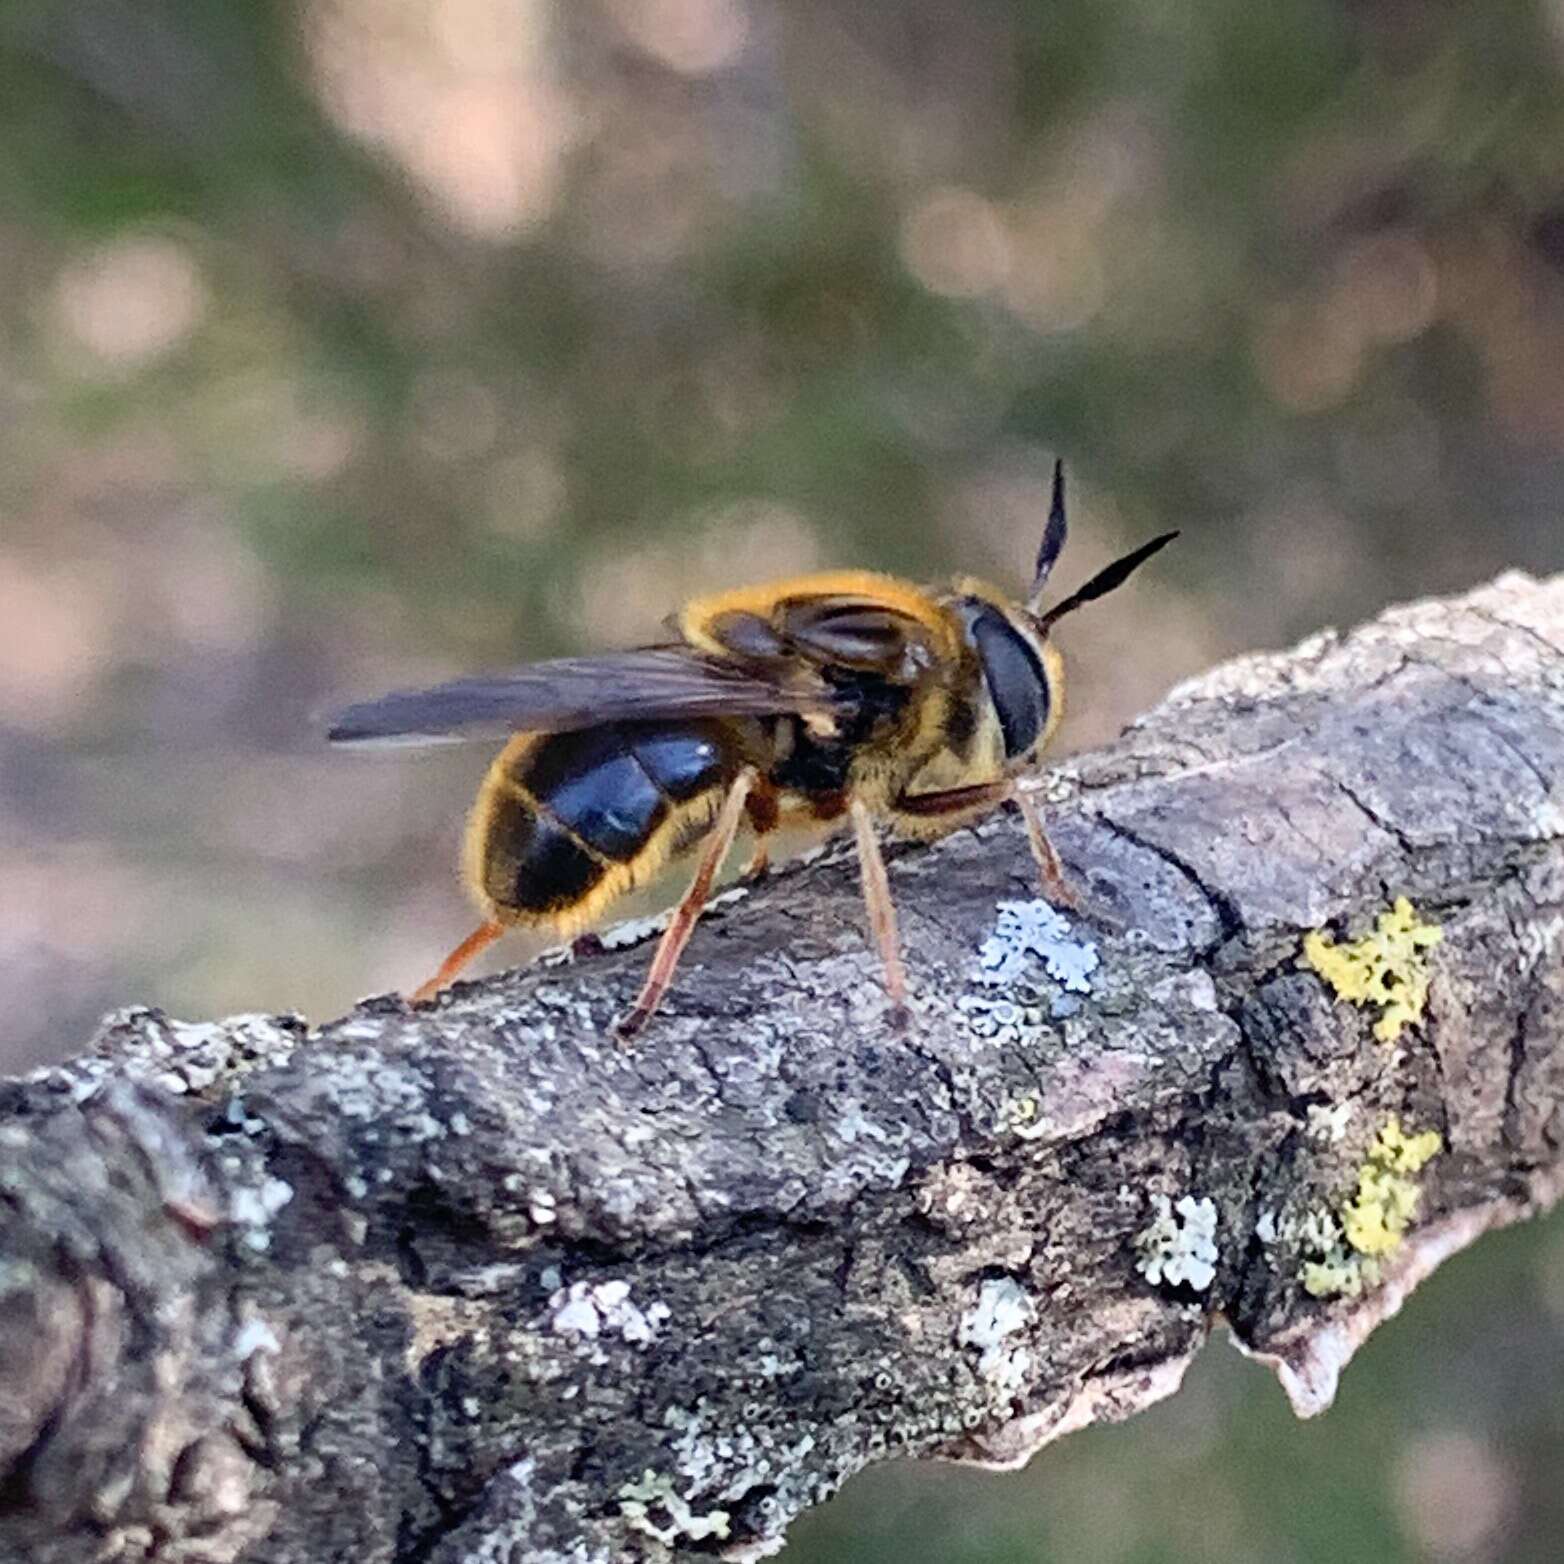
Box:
[4,571,1564,1563]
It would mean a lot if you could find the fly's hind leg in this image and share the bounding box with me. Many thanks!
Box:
[850,798,908,1019]
[616,766,758,1042]
[409,919,506,1005]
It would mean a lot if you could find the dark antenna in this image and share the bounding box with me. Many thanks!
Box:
[1035,530,1180,631]
[1026,459,1070,613]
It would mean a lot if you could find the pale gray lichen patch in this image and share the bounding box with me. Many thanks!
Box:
[652,1397,821,1542]
[221,1095,268,1136]
[597,912,673,951]
[294,1049,441,1126]
[955,989,1049,1045]
[1136,1194,1219,1291]
[976,900,1099,993]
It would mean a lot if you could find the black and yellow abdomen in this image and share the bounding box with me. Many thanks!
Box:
[464,719,740,936]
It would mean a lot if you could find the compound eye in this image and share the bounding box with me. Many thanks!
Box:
[965,603,1049,757]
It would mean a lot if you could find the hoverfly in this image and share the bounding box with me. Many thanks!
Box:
[328,465,1175,1038]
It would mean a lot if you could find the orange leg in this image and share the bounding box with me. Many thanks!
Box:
[899,779,1077,909]
[1013,785,1078,908]
[741,778,779,881]
[409,919,506,1005]
[894,779,1011,820]
[851,798,907,1016]
[616,767,757,1042]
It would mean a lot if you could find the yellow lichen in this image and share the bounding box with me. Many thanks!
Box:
[999,1093,1053,1141]
[1301,896,1442,1043]
[1292,1202,1373,1298]
[1293,1117,1442,1297]
[1340,1117,1442,1256]
[1302,1252,1372,1299]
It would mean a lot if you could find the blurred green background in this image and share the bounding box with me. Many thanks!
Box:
[3,1,1564,1558]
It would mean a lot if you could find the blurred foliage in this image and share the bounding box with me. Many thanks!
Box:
[3,1,1564,1559]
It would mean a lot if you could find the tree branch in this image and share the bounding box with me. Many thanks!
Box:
[5,572,1564,1563]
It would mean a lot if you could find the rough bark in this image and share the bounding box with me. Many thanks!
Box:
[5,571,1564,1564]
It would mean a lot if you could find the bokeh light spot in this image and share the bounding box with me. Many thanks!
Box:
[1392,1430,1516,1561]
[607,0,750,77]
[306,0,579,240]
[1252,296,1364,413]
[53,234,206,369]
[900,186,1013,299]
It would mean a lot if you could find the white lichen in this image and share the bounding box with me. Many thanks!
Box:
[955,981,1084,1045]
[661,1399,816,1502]
[1307,1101,1353,1144]
[617,1471,731,1547]
[222,1095,268,1136]
[598,911,674,950]
[597,886,750,952]
[976,899,1099,992]
[229,1176,293,1230]
[959,1277,1034,1348]
[1136,1193,1220,1291]
[956,993,1038,1043]
[232,1316,280,1360]
[53,1010,299,1101]
[981,1345,1033,1393]
[958,1277,1036,1385]
[549,1279,669,1346]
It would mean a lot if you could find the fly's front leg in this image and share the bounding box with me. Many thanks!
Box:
[896,778,1078,910]
[1013,781,1079,910]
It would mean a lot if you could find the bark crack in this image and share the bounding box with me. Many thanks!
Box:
[1326,773,1415,858]
[1092,810,1245,947]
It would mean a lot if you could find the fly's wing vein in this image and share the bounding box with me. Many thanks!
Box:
[326,647,838,747]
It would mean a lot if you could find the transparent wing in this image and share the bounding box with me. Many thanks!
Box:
[326,647,836,748]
